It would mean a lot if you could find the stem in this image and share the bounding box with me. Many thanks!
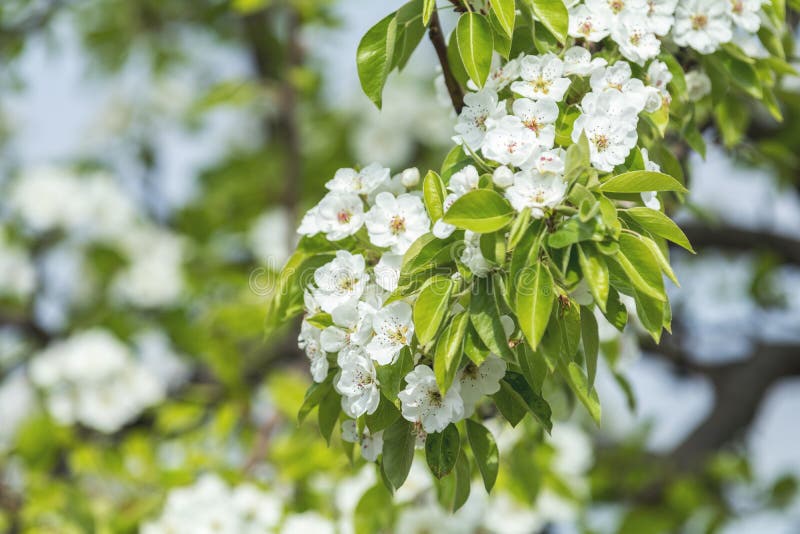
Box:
[428,10,465,114]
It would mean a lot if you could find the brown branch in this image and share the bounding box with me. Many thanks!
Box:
[428,10,464,114]
[681,223,800,267]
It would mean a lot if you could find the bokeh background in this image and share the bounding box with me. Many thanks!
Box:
[1,0,800,532]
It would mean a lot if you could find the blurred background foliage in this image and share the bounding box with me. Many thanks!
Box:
[0,0,799,533]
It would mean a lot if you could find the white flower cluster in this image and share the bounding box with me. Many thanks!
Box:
[28,329,170,433]
[568,0,766,59]
[5,166,186,310]
[454,51,671,214]
[140,474,289,534]
[296,164,514,445]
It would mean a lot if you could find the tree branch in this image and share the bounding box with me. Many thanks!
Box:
[681,223,800,267]
[428,10,464,114]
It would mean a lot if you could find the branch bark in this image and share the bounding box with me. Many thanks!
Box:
[428,10,464,114]
[681,222,800,267]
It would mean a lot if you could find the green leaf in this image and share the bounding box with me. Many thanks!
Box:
[501,372,553,432]
[376,347,414,399]
[724,56,762,99]
[444,189,515,234]
[423,170,447,221]
[615,232,667,301]
[365,395,401,433]
[298,375,333,424]
[580,306,599,388]
[456,13,494,88]
[515,261,555,350]
[564,362,601,424]
[318,386,341,445]
[518,344,547,393]
[357,13,399,108]
[434,312,470,394]
[464,323,491,366]
[577,244,609,311]
[423,0,435,25]
[493,381,528,427]
[438,450,471,511]
[470,276,515,360]
[529,0,569,44]
[623,207,695,253]
[426,424,461,479]
[401,233,447,275]
[602,288,628,331]
[414,277,456,346]
[381,418,416,490]
[492,0,516,37]
[598,171,688,194]
[465,420,499,492]
[355,484,395,534]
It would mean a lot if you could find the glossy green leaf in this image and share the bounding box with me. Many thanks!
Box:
[577,244,609,311]
[580,306,599,388]
[470,276,515,360]
[456,13,493,88]
[426,424,460,479]
[492,0,516,37]
[501,372,553,432]
[356,13,399,108]
[564,361,601,424]
[423,0,435,25]
[515,261,555,350]
[382,418,416,490]
[529,0,569,44]
[434,312,470,394]
[443,189,515,232]
[414,277,456,346]
[465,419,499,492]
[423,170,447,221]
[614,233,667,301]
[623,207,695,253]
[598,171,688,194]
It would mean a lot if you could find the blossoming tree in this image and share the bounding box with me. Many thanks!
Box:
[269,0,797,509]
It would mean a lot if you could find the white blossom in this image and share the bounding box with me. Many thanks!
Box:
[563,46,608,76]
[458,356,508,416]
[320,302,372,353]
[645,0,679,35]
[335,347,381,418]
[299,320,328,383]
[461,230,492,277]
[728,0,764,32]
[506,170,568,217]
[313,192,365,241]
[568,4,611,41]
[640,148,662,209]
[511,54,572,101]
[511,97,559,149]
[400,167,420,188]
[479,57,522,91]
[0,231,36,300]
[685,69,712,101]
[366,301,414,365]
[573,91,640,172]
[672,0,733,54]
[374,253,403,292]
[325,163,390,195]
[365,192,430,254]
[312,251,369,314]
[453,88,507,150]
[612,14,661,65]
[398,365,464,433]
[341,420,384,462]
[482,116,539,168]
[492,165,515,188]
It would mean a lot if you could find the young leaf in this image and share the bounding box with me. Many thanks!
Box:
[602,288,628,331]
[598,171,688,194]
[445,189,514,233]
[577,244,609,311]
[492,0,516,37]
[622,207,695,253]
[298,375,333,424]
[365,395,401,433]
[426,424,460,479]
[456,13,493,88]
[614,233,666,302]
[423,0,435,25]
[318,386,341,445]
[501,372,553,432]
[414,277,456,346]
[580,306,599,388]
[357,13,399,108]
[470,276,515,360]
[434,312,470,394]
[528,0,569,44]
[563,362,601,424]
[423,170,447,222]
[465,419,499,492]
[381,418,416,490]
[515,262,555,350]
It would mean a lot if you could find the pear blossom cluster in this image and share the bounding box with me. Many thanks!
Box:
[28,329,181,433]
[296,166,515,449]
[568,0,767,61]
[453,50,672,216]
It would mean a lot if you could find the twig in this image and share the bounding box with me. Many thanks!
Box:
[428,10,464,114]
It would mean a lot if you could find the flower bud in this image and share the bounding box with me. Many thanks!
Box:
[492,165,514,188]
[401,167,420,188]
